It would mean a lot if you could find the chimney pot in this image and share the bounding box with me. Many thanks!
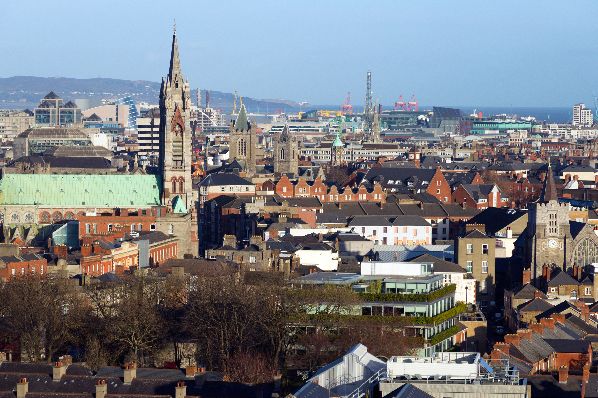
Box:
[123,362,137,384]
[96,379,107,398]
[53,361,67,382]
[175,381,187,398]
[16,378,28,398]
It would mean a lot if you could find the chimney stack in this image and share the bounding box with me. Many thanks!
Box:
[53,361,67,381]
[175,381,187,398]
[123,362,136,384]
[96,379,107,398]
[558,365,569,384]
[16,378,28,398]
[185,365,197,378]
[522,268,531,285]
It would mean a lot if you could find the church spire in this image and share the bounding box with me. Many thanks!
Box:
[169,25,181,79]
[235,101,249,131]
[540,159,558,203]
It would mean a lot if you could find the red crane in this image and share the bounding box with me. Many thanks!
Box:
[394,95,406,110]
[341,91,353,115]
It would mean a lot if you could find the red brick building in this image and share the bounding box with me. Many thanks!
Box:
[452,184,503,209]
[273,176,385,203]
[0,253,47,280]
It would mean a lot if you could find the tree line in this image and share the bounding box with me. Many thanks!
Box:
[0,272,421,383]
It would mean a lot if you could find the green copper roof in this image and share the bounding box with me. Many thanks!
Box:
[0,174,161,207]
[172,195,187,214]
[235,103,249,131]
[333,132,343,147]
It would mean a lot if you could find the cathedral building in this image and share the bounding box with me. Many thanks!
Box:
[228,102,257,175]
[273,125,298,176]
[154,28,198,257]
[0,28,199,258]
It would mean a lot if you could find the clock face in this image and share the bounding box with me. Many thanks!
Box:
[548,239,558,249]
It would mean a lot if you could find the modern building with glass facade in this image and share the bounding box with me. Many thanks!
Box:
[34,91,82,127]
[292,261,465,356]
[471,120,532,135]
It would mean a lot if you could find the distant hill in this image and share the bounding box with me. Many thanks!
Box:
[0,76,302,113]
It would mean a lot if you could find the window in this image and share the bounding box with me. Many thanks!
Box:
[150,224,156,231]
[482,244,489,255]
[466,243,473,254]
[550,287,556,293]
[436,189,441,194]
[482,261,488,273]
[466,261,473,273]
[249,256,256,263]
[383,227,388,233]
[108,224,113,232]
[585,287,592,295]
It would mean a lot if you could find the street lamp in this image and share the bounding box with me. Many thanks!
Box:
[465,286,469,305]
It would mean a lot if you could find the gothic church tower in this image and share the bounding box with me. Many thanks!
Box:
[159,27,195,212]
[228,102,257,175]
[273,125,298,176]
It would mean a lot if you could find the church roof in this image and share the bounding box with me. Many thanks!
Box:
[234,103,250,132]
[0,174,160,208]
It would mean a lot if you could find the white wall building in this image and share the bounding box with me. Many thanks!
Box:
[573,103,594,127]
[349,215,432,245]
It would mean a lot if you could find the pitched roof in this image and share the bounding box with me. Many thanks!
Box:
[463,229,489,239]
[512,283,546,300]
[409,253,465,273]
[519,298,553,313]
[466,207,527,235]
[197,172,253,187]
[548,270,580,287]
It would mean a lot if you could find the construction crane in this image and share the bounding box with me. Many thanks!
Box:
[341,92,353,115]
[394,95,406,110]
[407,95,419,111]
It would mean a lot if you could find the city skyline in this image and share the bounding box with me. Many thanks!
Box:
[2,0,598,107]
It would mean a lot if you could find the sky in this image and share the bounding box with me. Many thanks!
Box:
[1,0,598,107]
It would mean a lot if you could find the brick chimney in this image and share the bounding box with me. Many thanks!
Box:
[16,378,28,398]
[530,323,544,334]
[552,313,566,324]
[491,342,510,360]
[540,317,556,330]
[175,381,187,398]
[558,365,569,383]
[504,334,521,346]
[517,329,533,341]
[522,268,531,285]
[81,244,93,257]
[123,362,136,384]
[52,361,67,381]
[185,365,197,378]
[96,379,107,398]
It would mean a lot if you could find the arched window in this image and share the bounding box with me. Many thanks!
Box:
[280,148,285,160]
[573,238,598,267]
[179,178,184,193]
[171,178,177,194]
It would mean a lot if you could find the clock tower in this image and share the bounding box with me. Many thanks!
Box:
[527,162,571,278]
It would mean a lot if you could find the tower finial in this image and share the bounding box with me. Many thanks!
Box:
[173,19,176,35]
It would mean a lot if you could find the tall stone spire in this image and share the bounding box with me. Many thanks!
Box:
[169,25,182,80]
[540,159,558,203]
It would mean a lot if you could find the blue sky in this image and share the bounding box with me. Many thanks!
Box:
[2,0,597,107]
